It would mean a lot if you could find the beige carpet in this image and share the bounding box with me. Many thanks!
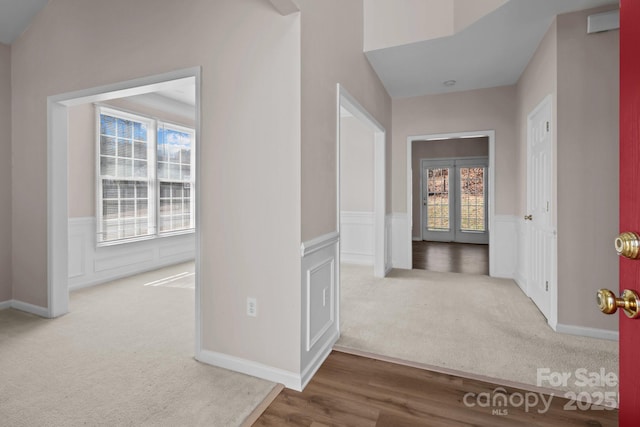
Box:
[337,264,618,396]
[0,262,275,427]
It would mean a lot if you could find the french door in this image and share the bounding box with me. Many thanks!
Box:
[420,157,488,244]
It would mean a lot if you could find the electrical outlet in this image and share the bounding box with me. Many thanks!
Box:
[247,297,257,317]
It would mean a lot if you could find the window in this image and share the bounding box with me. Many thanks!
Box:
[97,107,195,245]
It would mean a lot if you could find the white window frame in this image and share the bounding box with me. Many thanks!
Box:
[96,106,195,246]
[156,121,196,237]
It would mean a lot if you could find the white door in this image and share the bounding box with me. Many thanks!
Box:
[526,96,554,320]
[421,157,489,244]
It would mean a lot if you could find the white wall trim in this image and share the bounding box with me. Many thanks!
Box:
[10,300,50,318]
[340,211,374,266]
[556,324,618,341]
[0,300,11,310]
[384,214,392,273]
[301,232,339,391]
[68,217,195,290]
[196,349,303,391]
[300,231,340,257]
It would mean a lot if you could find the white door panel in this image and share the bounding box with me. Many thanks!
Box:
[527,96,554,320]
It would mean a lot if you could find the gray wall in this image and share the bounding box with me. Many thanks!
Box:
[556,6,619,331]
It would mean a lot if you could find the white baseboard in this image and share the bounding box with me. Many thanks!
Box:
[69,217,195,290]
[0,300,11,310]
[196,349,303,391]
[556,323,619,341]
[412,236,421,241]
[10,300,50,317]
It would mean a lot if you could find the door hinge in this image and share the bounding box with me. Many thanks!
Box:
[545,281,549,291]
[546,121,550,132]
[546,201,549,212]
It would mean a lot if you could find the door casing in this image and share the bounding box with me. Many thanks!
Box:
[406,130,496,274]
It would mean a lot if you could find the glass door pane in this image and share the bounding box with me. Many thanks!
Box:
[426,168,450,231]
[459,167,486,232]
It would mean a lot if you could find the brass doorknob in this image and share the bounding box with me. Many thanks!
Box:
[597,289,640,318]
[524,215,533,221]
[615,232,640,259]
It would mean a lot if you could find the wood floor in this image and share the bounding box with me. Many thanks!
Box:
[413,241,489,275]
[253,351,617,427]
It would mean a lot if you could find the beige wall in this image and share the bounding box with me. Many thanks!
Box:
[556,6,619,331]
[12,0,302,373]
[299,0,392,242]
[68,98,196,219]
[453,0,508,32]
[411,137,489,236]
[68,104,95,218]
[392,85,518,216]
[0,43,10,302]
[516,20,558,218]
[364,0,453,51]
[340,116,374,212]
[364,0,506,51]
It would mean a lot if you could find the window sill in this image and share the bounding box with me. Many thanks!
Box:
[96,228,195,248]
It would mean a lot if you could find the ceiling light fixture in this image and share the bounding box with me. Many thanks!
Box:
[443,80,457,87]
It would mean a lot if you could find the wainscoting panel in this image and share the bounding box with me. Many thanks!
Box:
[385,214,392,274]
[491,215,519,279]
[390,213,410,269]
[68,217,196,290]
[300,232,340,390]
[515,217,529,294]
[340,212,373,265]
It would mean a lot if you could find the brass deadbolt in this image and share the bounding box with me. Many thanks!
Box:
[615,232,640,259]
[597,289,640,319]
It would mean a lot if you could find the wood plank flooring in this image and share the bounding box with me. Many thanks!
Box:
[413,241,489,275]
[253,351,617,427]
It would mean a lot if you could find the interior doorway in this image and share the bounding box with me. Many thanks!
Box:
[47,68,201,353]
[406,131,496,276]
[337,84,387,278]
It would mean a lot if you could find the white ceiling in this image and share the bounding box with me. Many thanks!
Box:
[366,0,618,98]
[0,0,619,99]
